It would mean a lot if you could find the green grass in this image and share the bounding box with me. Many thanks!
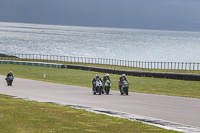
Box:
[0,64,200,98]
[0,95,180,133]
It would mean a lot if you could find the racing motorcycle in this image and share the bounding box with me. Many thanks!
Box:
[120,80,129,95]
[103,80,112,94]
[6,76,14,86]
[93,79,103,95]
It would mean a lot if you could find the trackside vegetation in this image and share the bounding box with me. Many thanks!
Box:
[0,64,200,98]
[0,95,180,133]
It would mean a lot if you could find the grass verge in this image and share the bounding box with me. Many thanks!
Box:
[0,64,200,98]
[0,94,180,133]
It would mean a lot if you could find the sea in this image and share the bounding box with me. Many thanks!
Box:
[0,22,200,62]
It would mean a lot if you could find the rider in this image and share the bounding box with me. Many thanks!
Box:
[102,73,111,92]
[92,74,103,92]
[103,73,111,84]
[118,74,128,90]
[6,71,14,79]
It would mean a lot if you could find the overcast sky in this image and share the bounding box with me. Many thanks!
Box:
[0,0,200,32]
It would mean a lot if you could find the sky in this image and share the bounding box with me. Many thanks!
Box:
[0,0,200,32]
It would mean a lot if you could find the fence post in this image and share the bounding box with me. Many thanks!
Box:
[185,63,187,70]
[193,63,195,70]
[178,62,180,70]
[182,62,183,70]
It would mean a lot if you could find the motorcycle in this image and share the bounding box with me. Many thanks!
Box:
[93,79,103,95]
[120,80,129,95]
[5,76,14,86]
[103,80,112,94]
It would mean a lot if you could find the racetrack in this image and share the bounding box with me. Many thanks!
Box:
[0,75,200,132]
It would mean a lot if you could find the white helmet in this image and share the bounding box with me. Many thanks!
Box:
[96,74,99,78]
[106,73,109,77]
[10,71,12,73]
[122,74,126,77]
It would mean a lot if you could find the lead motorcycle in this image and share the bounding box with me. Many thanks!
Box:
[120,80,129,95]
[103,80,112,94]
[93,79,103,95]
[5,76,14,86]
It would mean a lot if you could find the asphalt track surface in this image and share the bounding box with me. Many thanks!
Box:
[0,75,200,132]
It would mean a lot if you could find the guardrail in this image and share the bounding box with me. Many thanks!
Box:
[0,53,200,70]
[67,65,200,81]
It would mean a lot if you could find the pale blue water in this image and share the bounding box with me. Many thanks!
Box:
[0,22,200,62]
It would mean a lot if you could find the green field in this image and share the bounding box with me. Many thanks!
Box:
[0,95,179,133]
[0,64,200,98]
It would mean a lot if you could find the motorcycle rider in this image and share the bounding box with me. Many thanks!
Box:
[92,74,103,92]
[118,74,128,91]
[103,73,111,89]
[103,73,111,83]
[6,71,14,80]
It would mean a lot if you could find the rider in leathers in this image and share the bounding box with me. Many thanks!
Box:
[6,71,14,81]
[92,74,103,92]
[102,73,111,92]
[103,73,111,84]
[118,74,128,92]
[7,71,14,78]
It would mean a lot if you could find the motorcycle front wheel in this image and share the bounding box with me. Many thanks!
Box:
[125,88,128,95]
[98,87,102,95]
[120,88,124,95]
[106,87,110,94]
[9,81,13,86]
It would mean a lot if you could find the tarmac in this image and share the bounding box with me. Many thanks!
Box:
[0,75,200,132]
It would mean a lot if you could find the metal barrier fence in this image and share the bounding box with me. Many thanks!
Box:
[0,53,200,70]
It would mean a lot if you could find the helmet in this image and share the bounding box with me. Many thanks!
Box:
[122,74,126,77]
[106,73,109,77]
[10,71,12,73]
[96,74,99,78]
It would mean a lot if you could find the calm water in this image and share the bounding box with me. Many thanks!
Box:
[0,22,200,62]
